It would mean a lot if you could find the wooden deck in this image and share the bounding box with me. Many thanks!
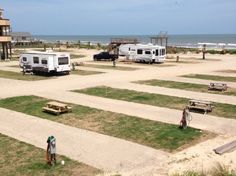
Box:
[214,140,236,155]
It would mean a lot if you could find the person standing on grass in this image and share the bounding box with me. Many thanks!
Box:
[46,135,56,165]
[180,106,190,129]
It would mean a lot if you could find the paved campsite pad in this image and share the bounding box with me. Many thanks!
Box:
[0,96,210,152]
[75,86,236,119]
[0,133,100,176]
[134,79,236,96]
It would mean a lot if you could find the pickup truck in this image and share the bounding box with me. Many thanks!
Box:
[93,52,118,61]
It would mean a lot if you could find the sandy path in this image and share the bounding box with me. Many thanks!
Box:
[0,108,169,174]
[167,135,236,174]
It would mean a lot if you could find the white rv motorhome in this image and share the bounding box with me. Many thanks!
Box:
[19,51,71,74]
[119,44,166,63]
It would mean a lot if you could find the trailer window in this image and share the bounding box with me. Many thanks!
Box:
[58,57,69,65]
[156,50,159,56]
[145,51,151,55]
[22,57,27,62]
[33,57,39,64]
[137,49,143,55]
[41,59,47,65]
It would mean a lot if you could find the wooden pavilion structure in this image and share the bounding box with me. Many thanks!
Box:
[109,38,139,55]
[150,31,168,48]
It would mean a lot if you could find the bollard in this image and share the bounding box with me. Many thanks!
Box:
[176,56,179,62]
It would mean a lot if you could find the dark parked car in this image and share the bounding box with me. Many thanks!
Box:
[93,52,118,61]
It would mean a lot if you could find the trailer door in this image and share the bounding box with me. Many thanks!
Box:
[48,56,54,72]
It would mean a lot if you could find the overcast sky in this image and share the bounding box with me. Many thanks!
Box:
[1,0,236,35]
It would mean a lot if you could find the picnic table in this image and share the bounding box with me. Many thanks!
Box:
[42,101,72,115]
[187,99,214,114]
[208,83,227,91]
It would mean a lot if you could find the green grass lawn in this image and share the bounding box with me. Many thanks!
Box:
[83,64,139,71]
[75,86,236,119]
[182,74,236,82]
[135,79,236,96]
[0,133,100,176]
[71,69,104,75]
[0,70,51,81]
[0,96,210,152]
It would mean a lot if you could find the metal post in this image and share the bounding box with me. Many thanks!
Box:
[9,42,12,60]
[203,44,206,60]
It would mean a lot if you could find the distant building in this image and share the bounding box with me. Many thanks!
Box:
[0,8,12,60]
[11,32,32,44]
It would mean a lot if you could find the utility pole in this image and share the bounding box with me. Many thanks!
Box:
[202,44,206,59]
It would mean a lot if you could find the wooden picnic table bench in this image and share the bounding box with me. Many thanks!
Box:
[208,82,227,91]
[187,99,214,114]
[42,101,72,115]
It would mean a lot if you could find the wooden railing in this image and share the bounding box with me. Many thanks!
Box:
[0,19,10,26]
[0,36,11,42]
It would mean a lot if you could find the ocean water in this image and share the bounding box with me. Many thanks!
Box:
[33,34,236,49]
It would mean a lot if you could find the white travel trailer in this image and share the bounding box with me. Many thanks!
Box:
[19,51,71,74]
[119,44,166,63]
[119,44,136,56]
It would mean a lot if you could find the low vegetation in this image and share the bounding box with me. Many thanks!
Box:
[83,64,138,71]
[182,74,236,82]
[70,54,86,59]
[71,69,104,75]
[172,163,236,176]
[135,79,236,96]
[0,133,100,176]
[0,70,50,81]
[167,46,236,55]
[75,86,236,119]
[216,70,236,74]
[0,96,210,152]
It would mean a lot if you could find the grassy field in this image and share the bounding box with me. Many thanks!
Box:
[75,86,236,119]
[71,69,104,75]
[0,133,100,176]
[70,54,86,59]
[0,70,51,81]
[135,79,236,96]
[216,69,236,73]
[83,64,139,71]
[182,74,236,82]
[0,96,210,152]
